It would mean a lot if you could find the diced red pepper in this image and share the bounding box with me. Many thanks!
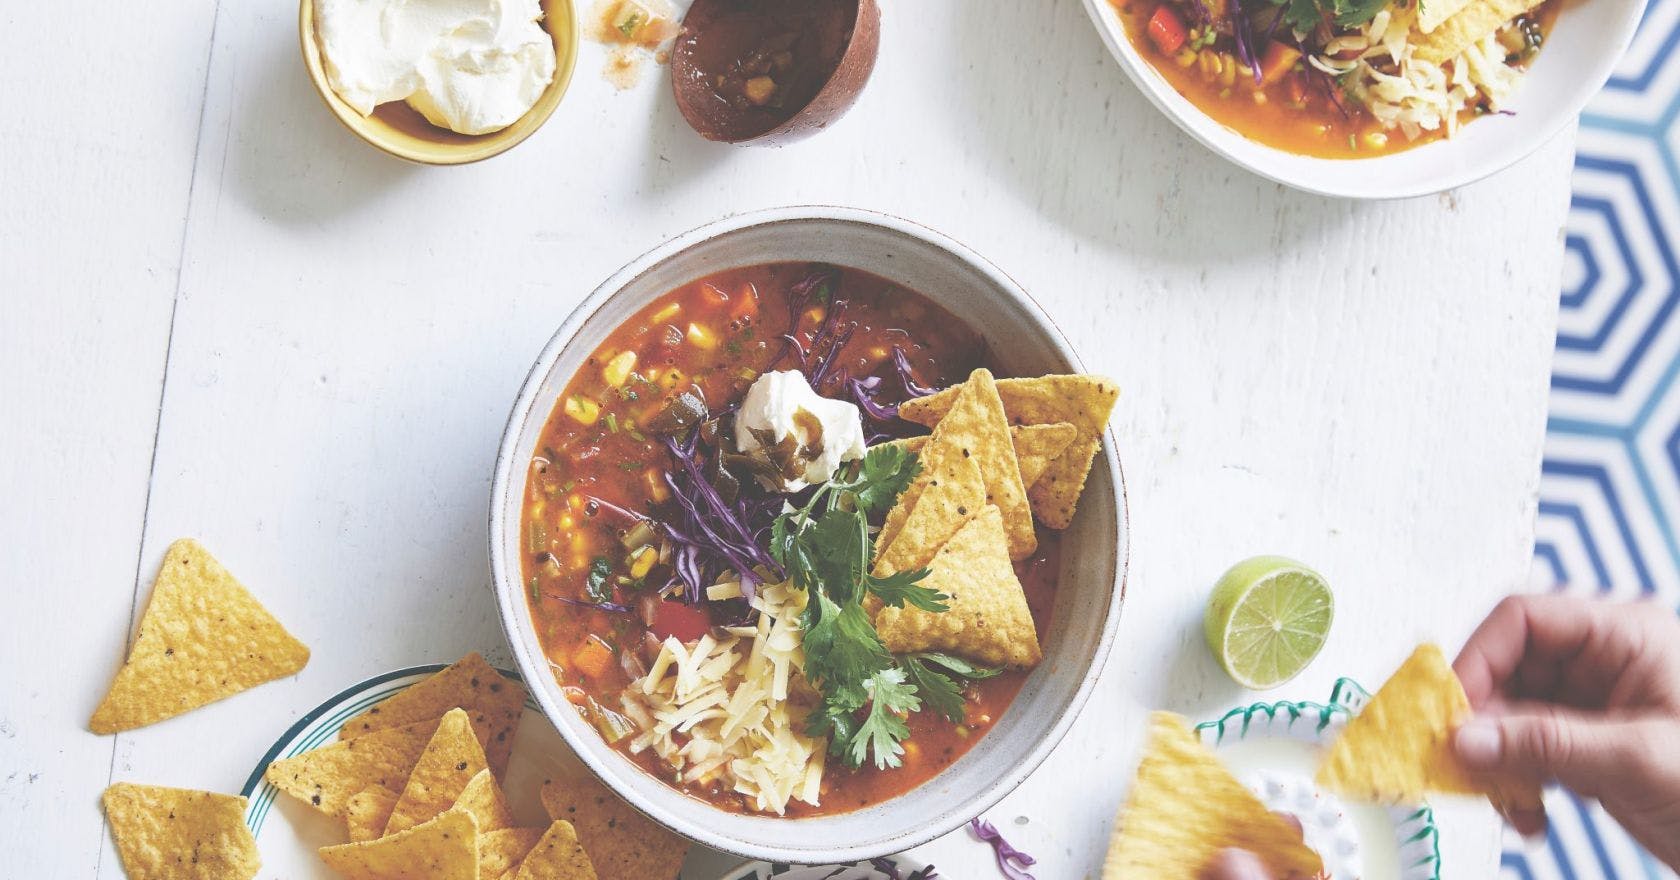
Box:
[649,601,711,643]
[1147,6,1188,54]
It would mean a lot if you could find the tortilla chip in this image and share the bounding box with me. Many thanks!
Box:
[540,775,689,880]
[874,446,985,577]
[102,783,260,880]
[90,539,309,734]
[876,438,937,551]
[479,827,546,879]
[346,785,401,843]
[265,717,439,818]
[340,652,526,778]
[1415,0,1544,62]
[1416,0,1474,32]
[900,375,1118,529]
[452,768,516,834]
[1012,422,1077,490]
[384,708,490,835]
[1102,713,1324,880]
[924,369,1036,559]
[874,506,1041,668]
[514,820,598,880]
[319,808,479,880]
[1316,643,1543,813]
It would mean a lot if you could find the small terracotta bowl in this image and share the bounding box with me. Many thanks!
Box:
[671,0,879,145]
[298,0,579,165]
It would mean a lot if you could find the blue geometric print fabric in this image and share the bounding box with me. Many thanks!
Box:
[1514,0,1680,875]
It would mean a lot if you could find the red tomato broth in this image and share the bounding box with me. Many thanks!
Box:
[1111,0,1561,158]
[520,262,1059,815]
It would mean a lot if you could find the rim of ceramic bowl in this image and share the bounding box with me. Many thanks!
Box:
[488,205,1130,863]
[1079,0,1647,199]
[297,0,578,165]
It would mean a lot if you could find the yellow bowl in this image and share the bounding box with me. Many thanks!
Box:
[299,0,577,165]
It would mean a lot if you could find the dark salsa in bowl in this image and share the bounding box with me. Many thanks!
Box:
[520,262,1119,816]
[1115,0,1559,157]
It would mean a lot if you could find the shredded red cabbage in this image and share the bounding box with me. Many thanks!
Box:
[770,265,858,394]
[552,595,633,614]
[890,346,938,398]
[869,858,940,880]
[970,818,1037,880]
[659,431,783,603]
[846,374,899,422]
[1230,0,1263,85]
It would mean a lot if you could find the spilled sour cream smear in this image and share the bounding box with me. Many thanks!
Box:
[314,0,557,135]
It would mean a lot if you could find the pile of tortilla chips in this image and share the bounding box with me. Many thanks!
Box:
[260,652,690,880]
[872,368,1118,668]
[1413,0,1548,63]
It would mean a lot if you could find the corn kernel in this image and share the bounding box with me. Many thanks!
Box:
[560,513,575,530]
[571,532,589,552]
[650,302,681,324]
[804,307,824,324]
[1199,49,1221,79]
[629,545,657,578]
[685,323,717,350]
[657,367,686,390]
[603,350,638,387]
[563,395,601,425]
[901,740,922,764]
[1220,56,1237,86]
[567,493,586,513]
[645,468,670,502]
[1174,48,1197,68]
[1363,131,1389,149]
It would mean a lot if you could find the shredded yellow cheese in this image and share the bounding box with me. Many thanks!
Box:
[621,580,826,815]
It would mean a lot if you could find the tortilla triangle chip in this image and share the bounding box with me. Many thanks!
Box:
[346,785,400,843]
[1316,643,1542,812]
[540,775,689,880]
[102,783,260,880]
[452,768,516,834]
[874,444,985,577]
[873,506,1041,668]
[385,708,490,835]
[900,375,1118,530]
[922,369,1035,559]
[340,652,526,778]
[1415,0,1544,62]
[479,827,546,879]
[514,820,598,880]
[265,717,439,817]
[319,808,479,880]
[1103,713,1323,880]
[90,539,310,734]
[1012,422,1077,490]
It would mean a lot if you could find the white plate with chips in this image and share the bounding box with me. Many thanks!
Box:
[1196,679,1443,880]
[239,662,933,879]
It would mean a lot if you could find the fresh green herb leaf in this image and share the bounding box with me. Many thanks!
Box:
[801,593,892,697]
[866,568,946,612]
[912,652,1003,680]
[850,669,920,769]
[899,655,965,724]
[606,412,619,433]
[585,557,614,603]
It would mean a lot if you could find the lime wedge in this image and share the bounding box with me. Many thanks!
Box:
[1204,555,1334,690]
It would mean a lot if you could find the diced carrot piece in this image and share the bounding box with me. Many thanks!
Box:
[573,636,615,680]
[1147,6,1188,54]
[1258,40,1302,86]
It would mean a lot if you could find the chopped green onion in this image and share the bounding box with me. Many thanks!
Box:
[606,412,619,433]
[528,576,540,604]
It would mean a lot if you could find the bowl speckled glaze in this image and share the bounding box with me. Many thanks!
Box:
[489,206,1129,863]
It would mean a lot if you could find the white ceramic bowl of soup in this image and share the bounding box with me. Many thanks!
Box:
[1081,0,1645,198]
[489,206,1129,863]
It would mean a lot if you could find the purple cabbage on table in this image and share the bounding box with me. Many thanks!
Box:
[970,817,1038,880]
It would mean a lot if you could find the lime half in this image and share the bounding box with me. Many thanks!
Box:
[1204,555,1334,690]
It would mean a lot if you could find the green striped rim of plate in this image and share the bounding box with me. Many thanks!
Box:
[1195,677,1443,880]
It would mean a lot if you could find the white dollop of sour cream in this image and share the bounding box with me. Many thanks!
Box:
[1247,770,1364,880]
[314,0,557,135]
[735,371,867,492]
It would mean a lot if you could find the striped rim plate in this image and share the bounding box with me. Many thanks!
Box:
[238,664,927,879]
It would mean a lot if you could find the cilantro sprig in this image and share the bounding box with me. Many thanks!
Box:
[769,445,999,770]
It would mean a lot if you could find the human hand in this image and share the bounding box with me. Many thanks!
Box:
[1452,594,1680,869]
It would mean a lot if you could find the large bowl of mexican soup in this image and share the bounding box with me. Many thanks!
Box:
[490,207,1128,863]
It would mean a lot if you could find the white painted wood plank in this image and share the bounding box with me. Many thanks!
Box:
[10,0,1572,875]
[0,1,221,875]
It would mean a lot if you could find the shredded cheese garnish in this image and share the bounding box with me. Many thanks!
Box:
[1312,8,1526,141]
[621,580,826,815]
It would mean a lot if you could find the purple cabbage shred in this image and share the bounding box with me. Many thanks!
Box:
[658,431,783,604]
[1230,0,1263,85]
[970,818,1037,880]
[869,858,939,880]
[552,596,633,614]
[890,346,938,399]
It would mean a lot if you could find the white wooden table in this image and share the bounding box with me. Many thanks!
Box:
[2,0,1572,876]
